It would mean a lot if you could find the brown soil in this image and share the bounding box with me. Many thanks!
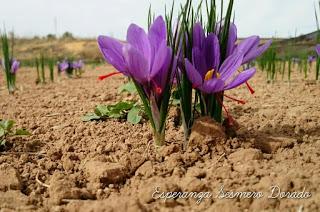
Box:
[0,65,320,212]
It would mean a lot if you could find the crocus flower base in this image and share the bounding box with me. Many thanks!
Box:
[152,128,166,147]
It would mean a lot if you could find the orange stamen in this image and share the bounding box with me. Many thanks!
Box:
[224,95,246,105]
[98,72,122,81]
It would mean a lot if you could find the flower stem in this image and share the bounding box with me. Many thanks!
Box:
[153,128,165,147]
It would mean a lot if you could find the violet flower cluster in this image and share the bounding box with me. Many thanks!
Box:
[97,15,270,146]
[58,59,84,77]
[185,23,271,94]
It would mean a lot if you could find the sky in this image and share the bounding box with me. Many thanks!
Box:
[0,0,317,39]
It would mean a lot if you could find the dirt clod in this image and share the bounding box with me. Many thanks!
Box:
[0,166,22,191]
[228,148,263,163]
[85,161,127,189]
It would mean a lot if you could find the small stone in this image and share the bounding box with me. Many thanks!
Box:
[62,158,74,172]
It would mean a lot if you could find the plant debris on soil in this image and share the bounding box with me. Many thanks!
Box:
[0,65,319,211]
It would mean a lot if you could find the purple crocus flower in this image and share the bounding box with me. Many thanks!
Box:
[76,60,84,69]
[185,23,256,94]
[308,55,316,64]
[218,22,272,65]
[72,60,84,69]
[315,44,320,56]
[10,59,20,74]
[97,16,172,96]
[57,61,69,72]
[72,61,78,69]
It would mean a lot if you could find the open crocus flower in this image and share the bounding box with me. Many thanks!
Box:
[98,16,172,97]
[10,59,20,74]
[185,23,256,94]
[316,44,320,56]
[97,16,176,146]
[58,61,69,72]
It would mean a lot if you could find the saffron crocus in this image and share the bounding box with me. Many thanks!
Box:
[10,59,20,74]
[58,61,69,72]
[72,60,84,69]
[98,16,176,146]
[73,60,85,77]
[98,17,171,90]
[185,23,256,94]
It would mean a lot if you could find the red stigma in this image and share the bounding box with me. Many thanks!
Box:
[98,72,121,81]
[224,95,246,105]
[245,82,255,94]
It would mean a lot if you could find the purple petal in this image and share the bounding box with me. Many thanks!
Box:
[219,52,244,81]
[226,23,237,57]
[236,36,259,55]
[185,59,203,88]
[122,44,149,83]
[243,39,272,64]
[202,78,225,93]
[154,48,173,93]
[97,35,128,74]
[11,60,20,74]
[127,24,151,67]
[225,68,256,90]
[205,33,220,71]
[58,62,68,72]
[148,16,167,50]
[192,47,207,78]
[193,23,205,49]
[316,44,320,56]
[150,40,168,79]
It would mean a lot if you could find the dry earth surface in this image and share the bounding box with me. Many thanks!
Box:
[0,65,320,212]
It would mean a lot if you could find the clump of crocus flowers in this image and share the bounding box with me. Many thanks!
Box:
[97,0,271,146]
[1,32,20,94]
[57,59,84,77]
